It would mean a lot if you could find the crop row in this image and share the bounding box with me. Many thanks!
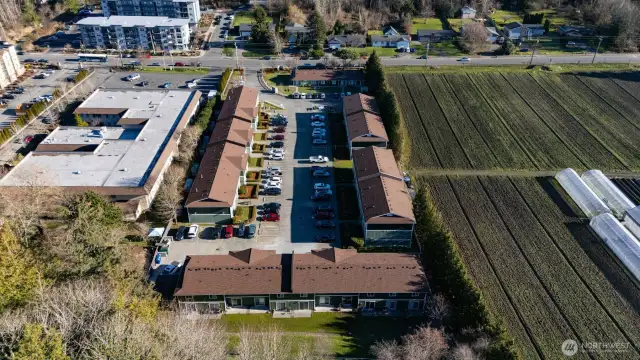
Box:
[441,74,535,170]
[470,73,581,170]
[511,177,640,348]
[447,177,583,358]
[531,74,640,170]
[503,73,626,171]
[386,74,440,169]
[480,177,632,357]
[424,75,500,170]
[420,176,539,359]
[402,74,472,170]
[576,76,640,130]
[610,72,640,103]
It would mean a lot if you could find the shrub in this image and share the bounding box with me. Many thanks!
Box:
[238,186,247,195]
[219,68,232,93]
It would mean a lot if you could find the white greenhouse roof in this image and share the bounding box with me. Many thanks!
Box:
[581,170,635,218]
[590,213,640,282]
[555,168,611,219]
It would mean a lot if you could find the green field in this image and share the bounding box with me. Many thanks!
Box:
[387,71,640,171]
[232,10,273,27]
[488,10,523,26]
[412,18,443,32]
[420,176,640,359]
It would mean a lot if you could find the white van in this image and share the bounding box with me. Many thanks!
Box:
[126,73,140,81]
[186,82,197,88]
[300,93,307,99]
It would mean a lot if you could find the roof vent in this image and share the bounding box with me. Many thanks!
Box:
[140,138,147,141]
[108,96,115,99]
[133,96,140,99]
[121,168,128,172]
[73,170,82,175]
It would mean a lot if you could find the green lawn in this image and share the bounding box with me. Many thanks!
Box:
[354,47,398,57]
[367,30,383,35]
[140,66,209,74]
[536,9,573,30]
[232,206,255,224]
[253,132,267,141]
[248,157,264,167]
[447,18,474,33]
[412,18,443,32]
[489,10,523,26]
[420,40,465,57]
[221,313,427,357]
[231,10,274,27]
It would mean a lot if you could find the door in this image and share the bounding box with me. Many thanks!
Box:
[365,301,375,309]
[408,300,419,310]
[388,300,397,310]
[276,302,286,311]
[230,298,241,307]
[341,296,352,307]
[299,301,310,310]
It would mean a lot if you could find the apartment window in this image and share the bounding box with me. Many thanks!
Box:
[319,296,330,305]
[366,293,375,297]
[277,294,285,298]
[208,295,217,300]
[300,294,308,298]
[388,301,397,310]
[389,293,397,297]
[408,301,420,310]
[255,297,266,306]
[185,296,193,301]
[230,298,241,306]
[411,293,420,297]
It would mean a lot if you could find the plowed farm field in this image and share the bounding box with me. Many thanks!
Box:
[389,72,640,172]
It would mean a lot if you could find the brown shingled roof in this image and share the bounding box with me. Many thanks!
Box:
[358,175,415,224]
[346,111,388,143]
[174,249,283,296]
[343,93,378,116]
[292,249,426,294]
[291,69,364,82]
[218,86,258,122]
[209,117,253,147]
[352,147,402,182]
[185,141,247,208]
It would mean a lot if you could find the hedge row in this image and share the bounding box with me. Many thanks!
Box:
[219,68,232,94]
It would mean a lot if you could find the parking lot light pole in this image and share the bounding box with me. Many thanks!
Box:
[592,36,604,64]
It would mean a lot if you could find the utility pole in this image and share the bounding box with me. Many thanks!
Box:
[424,40,430,66]
[529,38,539,66]
[592,36,603,64]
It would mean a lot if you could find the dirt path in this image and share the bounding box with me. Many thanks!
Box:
[408,168,640,178]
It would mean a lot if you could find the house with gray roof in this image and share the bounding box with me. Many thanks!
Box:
[327,34,366,49]
[371,35,411,49]
[417,29,457,43]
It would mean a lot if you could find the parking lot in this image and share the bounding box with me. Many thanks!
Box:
[160,92,342,265]
[101,70,220,92]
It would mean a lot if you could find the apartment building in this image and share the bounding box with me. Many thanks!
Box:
[0,45,25,90]
[101,0,201,25]
[77,16,190,50]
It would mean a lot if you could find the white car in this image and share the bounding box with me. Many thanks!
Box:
[269,148,285,155]
[311,121,325,127]
[266,180,282,188]
[311,114,326,121]
[309,155,329,163]
[314,183,331,191]
[458,57,471,62]
[313,138,327,145]
[186,224,199,239]
[312,128,327,135]
[269,153,284,160]
[186,82,197,88]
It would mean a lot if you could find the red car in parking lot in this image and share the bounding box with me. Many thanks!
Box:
[271,134,285,140]
[224,225,233,238]
[263,213,280,222]
[23,135,34,143]
[273,127,286,133]
[174,62,185,66]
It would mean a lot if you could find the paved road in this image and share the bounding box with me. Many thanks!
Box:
[408,168,640,178]
[18,50,640,71]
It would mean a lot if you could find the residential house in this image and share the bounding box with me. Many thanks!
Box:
[558,25,594,37]
[352,147,415,247]
[285,23,311,44]
[291,69,365,89]
[184,86,258,224]
[503,22,545,39]
[239,24,252,38]
[327,35,366,49]
[342,93,388,154]
[460,6,476,19]
[416,29,457,43]
[174,248,429,317]
[383,25,399,36]
[371,35,411,49]
[485,27,500,43]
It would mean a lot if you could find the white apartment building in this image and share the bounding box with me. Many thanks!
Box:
[0,46,25,90]
[101,0,201,25]
[77,16,190,51]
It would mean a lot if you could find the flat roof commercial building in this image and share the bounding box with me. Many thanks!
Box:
[174,248,428,317]
[101,0,201,25]
[77,16,190,50]
[0,89,201,219]
[184,86,259,224]
[0,45,25,90]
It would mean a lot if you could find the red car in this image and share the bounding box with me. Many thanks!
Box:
[224,224,233,238]
[174,62,185,66]
[314,211,335,220]
[263,212,280,222]
[273,127,286,133]
[271,134,285,140]
[23,135,34,143]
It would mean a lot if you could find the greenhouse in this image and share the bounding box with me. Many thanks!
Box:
[581,170,635,219]
[623,206,640,240]
[555,168,611,219]
[590,213,640,282]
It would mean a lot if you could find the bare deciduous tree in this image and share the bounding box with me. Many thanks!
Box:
[451,344,478,360]
[461,22,489,54]
[287,4,307,25]
[372,339,402,360]
[237,324,293,359]
[427,293,450,324]
[151,165,185,222]
[402,326,448,360]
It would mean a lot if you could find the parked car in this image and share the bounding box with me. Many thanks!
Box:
[271,134,285,140]
[313,169,330,177]
[222,224,233,238]
[458,57,470,62]
[263,202,281,212]
[12,87,25,94]
[315,204,334,213]
[2,94,15,99]
[315,220,336,228]
[37,59,49,63]
[137,81,150,87]
[263,166,282,176]
[269,148,285,156]
[270,141,284,148]
[17,51,24,55]
[265,179,282,188]
[309,155,329,163]
[264,187,282,195]
[125,73,140,81]
[312,129,327,136]
[236,223,245,237]
[175,226,186,240]
[315,189,333,197]
[23,58,37,63]
[186,224,199,238]
[319,93,326,99]
[314,183,331,191]
[246,224,256,238]
[311,121,325,127]
[154,253,162,264]
[162,264,181,275]
[311,192,331,201]
[263,212,280,222]
[23,135,34,143]
[174,62,185,66]
[161,82,173,88]
[273,127,286,133]
[271,119,288,126]
[268,153,284,160]
[150,62,161,66]
[316,233,336,243]
[210,226,222,239]
[315,211,335,220]
[313,138,327,145]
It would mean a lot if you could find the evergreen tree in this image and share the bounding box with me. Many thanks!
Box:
[250,6,270,43]
[307,10,327,51]
[0,223,42,311]
[74,113,89,127]
[13,324,69,360]
[365,51,384,96]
